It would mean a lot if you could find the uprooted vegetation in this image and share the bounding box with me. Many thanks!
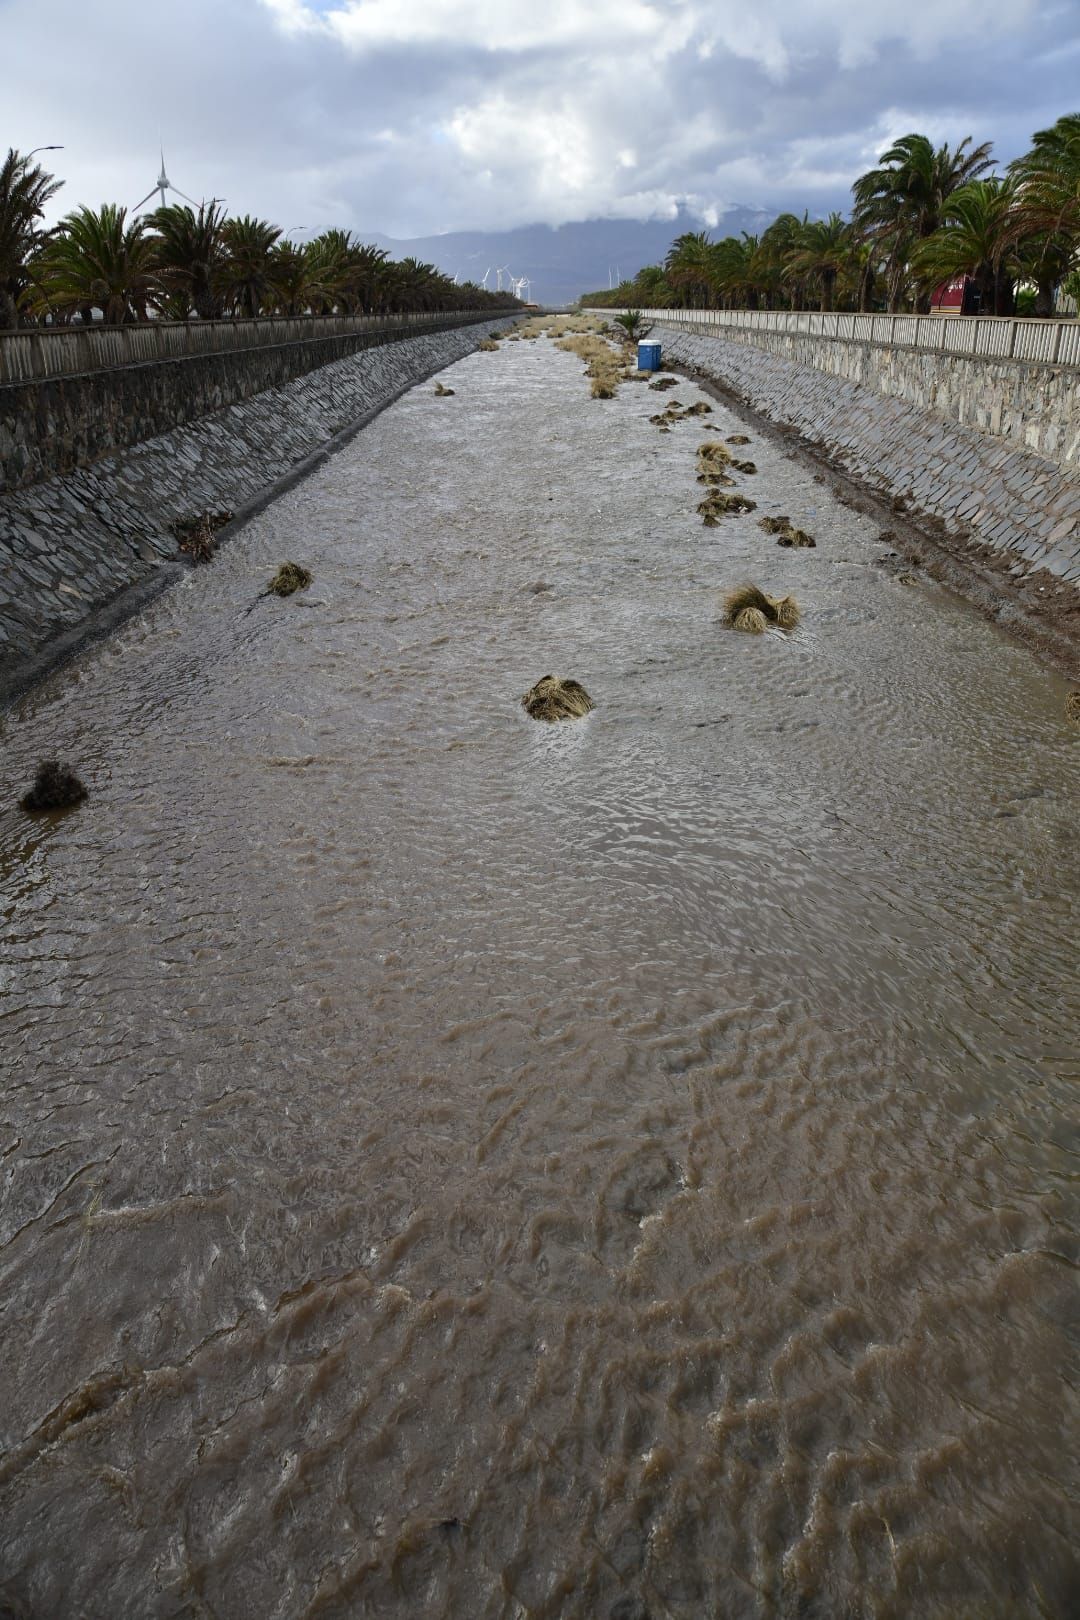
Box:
[723,582,801,634]
[433,381,455,396]
[521,676,595,722]
[650,399,714,429]
[1066,691,1080,723]
[20,760,88,813]
[760,515,817,548]
[266,562,313,597]
[727,434,752,445]
[699,490,757,525]
[173,510,234,564]
[649,375,680,391]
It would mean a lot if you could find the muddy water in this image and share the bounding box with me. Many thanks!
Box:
[1,335,1077,1619]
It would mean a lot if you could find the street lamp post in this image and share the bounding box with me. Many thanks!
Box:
[27,145,64,160]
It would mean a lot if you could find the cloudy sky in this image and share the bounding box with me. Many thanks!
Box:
[5,0,1078,239]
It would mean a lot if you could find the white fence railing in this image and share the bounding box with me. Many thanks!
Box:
[0,311,496,386]
[626,308,1080,369]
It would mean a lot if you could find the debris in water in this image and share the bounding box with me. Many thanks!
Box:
[760,515,816,548]
[173,510,233,564]
[649,376,679,391]
[723,582,801,633]
[730,459,757,475]
[1066,691,1080,723]
[433,382,455,396]
[266,562,313,597]
[698,491,756,525]
[20,760,88,813]
[685,401,712,416]
[477,339,500,352]
[521,676,595,722]
[727,434,751,445]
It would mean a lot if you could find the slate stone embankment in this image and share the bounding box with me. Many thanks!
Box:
[0,319,512,702]
[657,326,1080,588]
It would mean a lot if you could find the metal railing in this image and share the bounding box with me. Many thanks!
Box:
[0,311,497,385]
[625,308,1080,369]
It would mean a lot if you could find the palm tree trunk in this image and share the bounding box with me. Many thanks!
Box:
[0,286,19,330]
[1034,276,1055,319]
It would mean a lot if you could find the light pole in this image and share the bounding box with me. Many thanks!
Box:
[27,145,64,160]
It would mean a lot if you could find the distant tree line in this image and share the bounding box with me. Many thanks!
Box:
[0,155,520,329]
[580,116,1080,318]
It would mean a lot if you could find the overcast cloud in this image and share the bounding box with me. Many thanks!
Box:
[4,0,1077,239]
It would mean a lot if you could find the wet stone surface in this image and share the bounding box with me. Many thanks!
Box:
[0,334,1077,1618]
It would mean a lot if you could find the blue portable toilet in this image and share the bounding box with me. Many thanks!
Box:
[637,339,662,372]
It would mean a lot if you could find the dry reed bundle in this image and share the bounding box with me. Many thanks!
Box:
[1065,691,1080,723]
[730,459,757,474]
[477,339,500,352]
[267,562,313,597]
[433,381,455,396]
[759,515,816,547]
[20,760,87,812]
[727,434,751,445]
[521,676,595,722]
[698,491,757,525]
[723,582,801,633]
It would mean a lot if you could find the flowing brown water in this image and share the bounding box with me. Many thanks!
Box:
[1,336,1077,1619]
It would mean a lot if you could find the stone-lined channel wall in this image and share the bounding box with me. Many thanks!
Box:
[636,309,1079,470]
[655,324,1080,587]
[0,318,513,702]
[1,313,487,492]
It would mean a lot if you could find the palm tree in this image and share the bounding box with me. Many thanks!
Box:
[0,148,63,328]
[218,215,281,317]
[758,213,806,309]
[784,213,852,311]
[665,231,714,307]
[852,133,994,310]
[1008,113,1080,316]
[912,178,1020,315]
[266,238,312,316]
[149,202,227,319]
[34,204,158,324]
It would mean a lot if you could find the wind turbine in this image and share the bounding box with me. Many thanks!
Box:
[132,146,199,214]
[480,267,492,290]
[496,265,512,292]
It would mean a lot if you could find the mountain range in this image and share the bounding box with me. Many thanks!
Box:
[367,207,769,306]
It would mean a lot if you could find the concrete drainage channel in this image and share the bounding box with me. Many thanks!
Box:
[0,317,517,705]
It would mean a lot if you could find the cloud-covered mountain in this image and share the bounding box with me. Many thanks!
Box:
[369,208,771,307]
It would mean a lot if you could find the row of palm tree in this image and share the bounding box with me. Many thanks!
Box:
[0,157,520,328]
[581,114,1080,318]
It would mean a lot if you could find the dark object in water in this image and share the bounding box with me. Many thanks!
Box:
[698,491,756,526]
[20,760,88,813]
[267,562,313,597]
[173,510,233,564]
[1066,691,1080,723]
[649,376,679,391]
[730,459,757,475]
[434,382,455,396]
[727,434,751,445]
[760,515,816,547]
[521,676,594,722]
[723,581,801,633]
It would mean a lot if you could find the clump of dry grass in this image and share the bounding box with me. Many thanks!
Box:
[759,515,816,548]
[267,562,313,597]
[727,434,751,445]
[730,459,757,475]
[649,376,679,391]
[477,338,501,352]
[1066,691,1080,723]
[556,330,626,399]
[698,491,757,525]
[20,760,88,812]
[723,582,801,633]
[521,676,595,722]
[173,509,233,564]
[433,381,455,396]
[684,401,712,416]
